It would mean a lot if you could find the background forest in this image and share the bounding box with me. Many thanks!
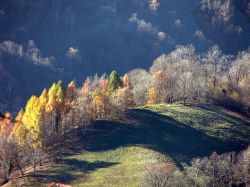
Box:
[0,0,250,112]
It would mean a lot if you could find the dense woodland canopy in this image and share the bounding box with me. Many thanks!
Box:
[0,0,250,112]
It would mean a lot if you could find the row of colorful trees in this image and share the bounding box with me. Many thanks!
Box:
[0,44,249,184]
[0,70,135,184]
[2,45,250,151]
[8,70,133,147]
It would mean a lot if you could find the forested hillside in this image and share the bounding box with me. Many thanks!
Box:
[0,1,250,186]
[0,0,250,112]
[0,43,249,186]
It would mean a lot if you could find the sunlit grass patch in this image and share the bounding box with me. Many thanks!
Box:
[15,104,250,187]
[49,146,169,187]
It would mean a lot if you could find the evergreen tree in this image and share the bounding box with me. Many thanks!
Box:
[108,71,122,93]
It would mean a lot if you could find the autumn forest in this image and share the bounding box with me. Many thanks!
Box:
[0,0,250,187]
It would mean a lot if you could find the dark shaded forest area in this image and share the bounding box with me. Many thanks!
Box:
[0,0,249,112]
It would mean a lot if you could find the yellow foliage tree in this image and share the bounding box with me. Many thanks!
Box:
[46,81,65,112]
[92,90,107,118]
[39,89,48,106]
[46,83,57,112]
[147,87,159,105]
[22,96,45,149]
[56,80,64,107]
[10,109,26,145]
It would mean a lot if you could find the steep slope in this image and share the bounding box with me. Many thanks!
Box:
[7,104,250,186]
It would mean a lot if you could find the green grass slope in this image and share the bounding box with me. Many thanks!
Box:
[14,104,250,187]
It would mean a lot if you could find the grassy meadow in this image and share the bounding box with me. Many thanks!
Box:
[7,104,250,187]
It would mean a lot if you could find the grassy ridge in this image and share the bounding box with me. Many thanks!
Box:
[9,104,250,187]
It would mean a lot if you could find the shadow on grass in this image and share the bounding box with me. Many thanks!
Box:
[40,107,249,184]
[75,108,250,166]
[30,159,119,184]
[196,104,249,125]
[190,104,250,142]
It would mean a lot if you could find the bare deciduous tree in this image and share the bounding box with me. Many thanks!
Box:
[128,68,153,106]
